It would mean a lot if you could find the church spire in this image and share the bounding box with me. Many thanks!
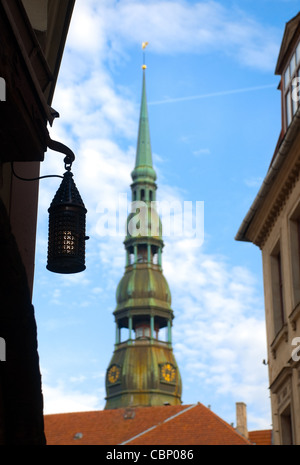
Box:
[104,50,182,410]
[131,65,157,185]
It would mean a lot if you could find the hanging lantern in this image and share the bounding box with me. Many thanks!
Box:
[47,167,88,274]
[11,131,89,274]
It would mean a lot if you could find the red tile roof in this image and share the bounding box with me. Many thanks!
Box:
[44,403,253,445]
[248,429,273,445]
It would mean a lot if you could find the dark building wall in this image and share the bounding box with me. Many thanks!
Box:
[0,0,75,444]
[0,198,45,444]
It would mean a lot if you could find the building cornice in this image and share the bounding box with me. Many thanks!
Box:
[235,106,300,248]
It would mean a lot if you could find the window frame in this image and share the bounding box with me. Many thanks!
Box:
[270,240,285,337]
[283,39,300,131]
[288,201,300,310]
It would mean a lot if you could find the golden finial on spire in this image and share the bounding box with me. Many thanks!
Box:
[142,42,149,69]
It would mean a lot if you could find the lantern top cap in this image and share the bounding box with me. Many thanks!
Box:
[48,170,86,211]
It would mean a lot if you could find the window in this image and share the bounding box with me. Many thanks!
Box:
[297,41,300,65]
[280,404,294,445]
[135,321,160,340]
[137,245,147,263]
[286,90,292,127]
[135,325,150,339]
[289,205,300,307]
[283,39,300,129]
[270,242,285,336]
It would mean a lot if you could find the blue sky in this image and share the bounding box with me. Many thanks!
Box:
[32,0,299,432]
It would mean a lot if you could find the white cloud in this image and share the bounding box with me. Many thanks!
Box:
[43,381,103,414]
[163,239,269,426]
[67,2,107,55]
[65,0,280,71]
[51,0,281,86]
[53,71,137,141]
[244,176,264,188]
[193,148,211,157]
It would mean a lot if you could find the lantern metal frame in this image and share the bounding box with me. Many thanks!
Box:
[11,132,88,274]
[46,167,88,274]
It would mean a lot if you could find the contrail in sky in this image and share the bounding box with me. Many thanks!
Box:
[149,83,275,105]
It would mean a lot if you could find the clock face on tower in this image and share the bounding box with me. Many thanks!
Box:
[107,364,121,384]
[160,363,176,383]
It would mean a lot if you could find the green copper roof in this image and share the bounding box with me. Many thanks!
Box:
[131,69,157,184]
[105,343,182,409]
[115,267,172,313]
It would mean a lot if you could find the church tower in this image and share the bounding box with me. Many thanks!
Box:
[105,59,182,409]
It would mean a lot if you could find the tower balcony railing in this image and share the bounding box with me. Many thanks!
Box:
[125,262,162,272]
[115,337,171,349]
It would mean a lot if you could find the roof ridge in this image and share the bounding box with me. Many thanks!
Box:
[162,404,197,424]
[197,402,252,444]
[119,404,197,445]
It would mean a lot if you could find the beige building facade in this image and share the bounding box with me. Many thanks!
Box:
[236,12,300,445]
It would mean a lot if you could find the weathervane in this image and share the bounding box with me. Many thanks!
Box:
[142,41,149,69]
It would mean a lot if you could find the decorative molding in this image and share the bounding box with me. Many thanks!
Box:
[277,378,292,408]
[271,323,289,359]
[289,301,300,330]
[255,156,300,248]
